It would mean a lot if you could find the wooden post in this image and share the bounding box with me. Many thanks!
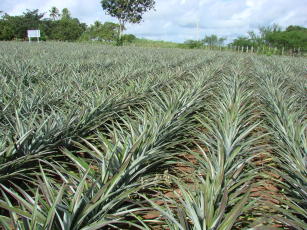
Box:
[241,46,244,53]
[251,46,254,53]
[282,47,284,56]
[246,46,249,53]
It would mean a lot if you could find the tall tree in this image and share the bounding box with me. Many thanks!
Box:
[100,0,155,43]
[258,24,281,44]
[49,7,60,21]
[61,8,71,19]
[247,31,262,45]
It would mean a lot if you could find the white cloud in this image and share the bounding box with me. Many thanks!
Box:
[1,0,306,42]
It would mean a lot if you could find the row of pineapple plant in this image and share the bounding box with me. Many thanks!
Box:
[253,57,306,229]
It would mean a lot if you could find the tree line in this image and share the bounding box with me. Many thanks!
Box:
[181,35,227,49]
[0,5,306,52]
[231,24,307,51]
[183,24,306,52]
[0,7,136,43]
[0,0,156,44]
[0,8,86,41]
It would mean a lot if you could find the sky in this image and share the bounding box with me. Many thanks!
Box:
[1,0,307,43]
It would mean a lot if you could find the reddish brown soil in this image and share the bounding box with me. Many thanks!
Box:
[249,152,285,229]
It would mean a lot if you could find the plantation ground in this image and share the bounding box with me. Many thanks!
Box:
[0,42,306,229]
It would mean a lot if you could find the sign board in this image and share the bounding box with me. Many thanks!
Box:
[27,30,40,38]
[27,30,40,42]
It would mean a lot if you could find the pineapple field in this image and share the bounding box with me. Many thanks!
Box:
[0,42,306,229]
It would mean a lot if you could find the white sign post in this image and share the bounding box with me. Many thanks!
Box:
[27,30,41,43]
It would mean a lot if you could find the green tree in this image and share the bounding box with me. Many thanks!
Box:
[231,36,255,48]
[51,18,86,41]
[101,0,155,43]
[203,34,226,46]
[47,8,86,41]
[182,40,203,49]
[49,7,60,21]
[0,9,44,40]
[122,34,136,43]
[0,15,14,40]
[39,19,57,40]
[0,8,88,41]
[256,24,282,46]
[99,22,121,41]
[247,31,263,46]
[266,26,307,49]
[231,24,307,53]
[61,8,71,19]
[81,21,120,42]
[286,25,306,32]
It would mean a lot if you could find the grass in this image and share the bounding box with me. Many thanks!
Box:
[0,41,306,229]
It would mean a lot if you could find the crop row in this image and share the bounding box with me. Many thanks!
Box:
[0,42,306,229]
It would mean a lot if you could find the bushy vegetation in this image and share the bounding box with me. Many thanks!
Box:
[179,35,226,49]
[0,42,306,229]
[231,24,307,51]
[0,9,86,41]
